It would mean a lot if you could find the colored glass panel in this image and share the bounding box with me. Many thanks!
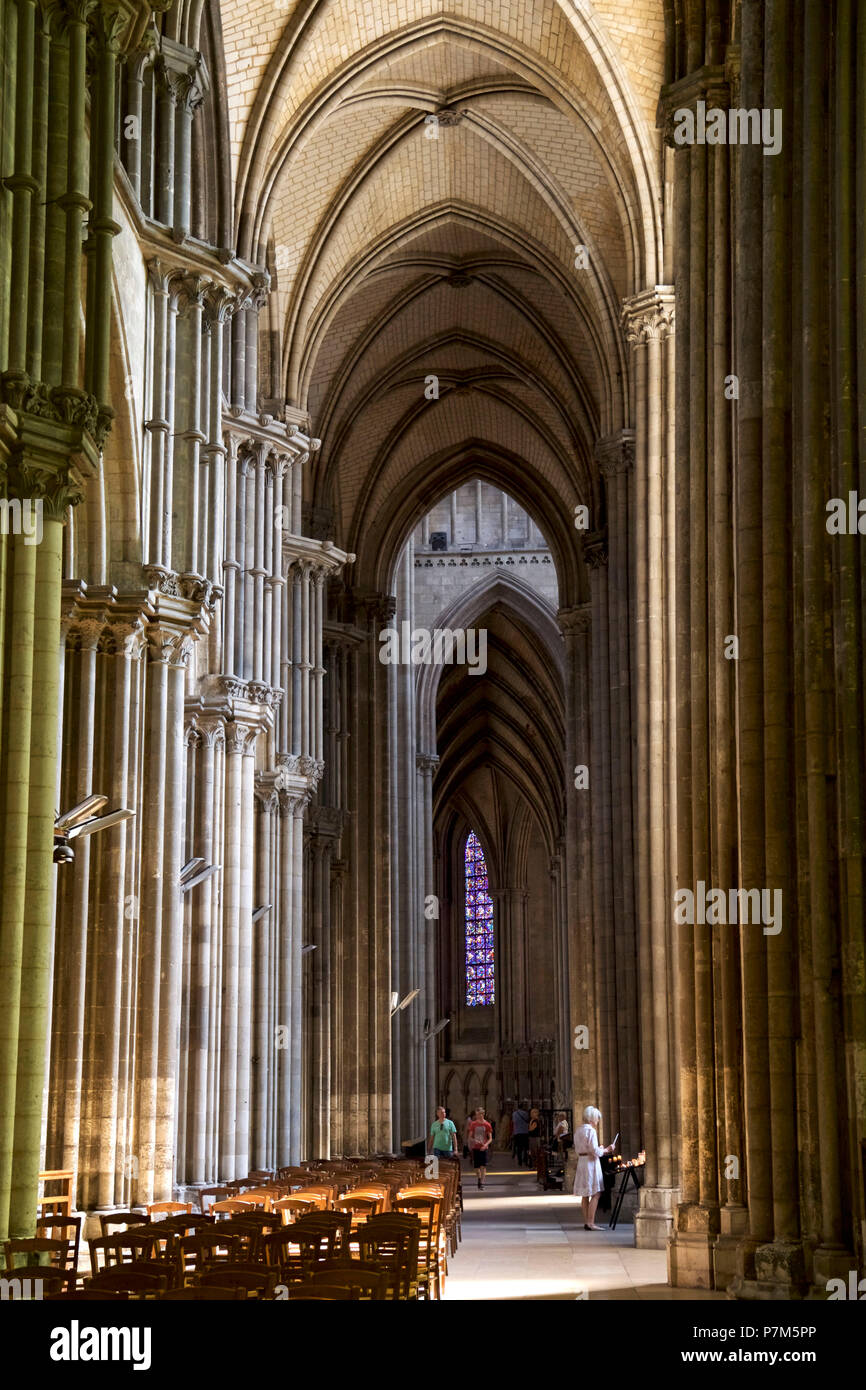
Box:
[464,830,494,1006]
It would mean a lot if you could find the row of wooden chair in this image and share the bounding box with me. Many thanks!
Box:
[12,1154,462,1300]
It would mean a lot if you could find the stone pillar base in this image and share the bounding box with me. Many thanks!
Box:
[807,1246,859,1300]
[729,1239,810,1299]
[668,1201,721,1288]
[713,1204,749,1289]
[634,1185,679,1249]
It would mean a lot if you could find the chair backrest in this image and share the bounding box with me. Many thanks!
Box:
[87,1265,168,1296]
[317,1261,388,1300]
[180,1232,240,1269]
[35,1216,82,1274]
[356,1218,421,1300]
[284,1212,350,1271]
[274,1196,321,1224]
[287,1283,357,1300]
[4,1237,69,1271]
[290,1185,336,1209]
[211,1199,256,1219]
[45,1289,129,1300]
[99,1211,151,1238]
[0,1265,70,1296]
[161,1285,245,1300]
[394,1193,443,1244]
[198,1264,278,1297]
[333,1193,386,1220]
[152,1214,214,1238]
[260,1229,299,1269]
[88,1231,163,1272]
[36,1170,73,1220]
[147,1201,192,1220]
[234,1188,274,1210]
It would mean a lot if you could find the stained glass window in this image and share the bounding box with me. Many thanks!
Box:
[465,830,494,1006]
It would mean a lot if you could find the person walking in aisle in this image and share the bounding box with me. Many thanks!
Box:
[572,1105,615,1229]
[467,1107,493,1189]
[428,1105,459,1166]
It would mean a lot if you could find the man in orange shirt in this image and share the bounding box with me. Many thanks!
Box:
[467,1107,493,1189]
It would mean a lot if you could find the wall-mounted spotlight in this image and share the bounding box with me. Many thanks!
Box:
[252,904,272,924]
[54,796,135,864]
[423,1017,450,1042]
[180,859,220,892]
[390,988,419,1018]
[301,944,317,955]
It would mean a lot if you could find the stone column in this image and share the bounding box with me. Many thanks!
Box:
[557,603,592,1116]
[622,289,679,1246]
[595,432,640,1149]
[416,752,439,1133]
[581,535,609,1121]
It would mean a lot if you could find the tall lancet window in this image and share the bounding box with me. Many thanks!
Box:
[465,830,494,1005]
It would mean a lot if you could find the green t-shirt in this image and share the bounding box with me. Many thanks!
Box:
[430,1118,457,1151]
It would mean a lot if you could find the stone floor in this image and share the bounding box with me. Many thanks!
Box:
[443,1157,728,1301]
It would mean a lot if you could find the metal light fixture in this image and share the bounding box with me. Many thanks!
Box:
[180,859,220,892]
[390,988,419,1018]
[301,943,317,955]
[252,904,272,923]
[423,1017,450,1042]
[54,797,135,864]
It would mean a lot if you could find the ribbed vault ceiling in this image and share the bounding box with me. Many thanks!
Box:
[212,0,665,603]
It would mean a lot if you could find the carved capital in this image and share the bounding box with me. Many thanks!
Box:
[622,287,675,345]
[594,431,635,477]
[558,603,591,635]
[582,531,608,570]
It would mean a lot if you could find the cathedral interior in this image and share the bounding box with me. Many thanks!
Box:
[0,0,865,1305]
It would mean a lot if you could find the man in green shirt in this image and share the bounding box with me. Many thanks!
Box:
[428,1105,458,1161]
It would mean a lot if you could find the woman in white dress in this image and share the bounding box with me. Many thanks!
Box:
[572,1105,615,1230]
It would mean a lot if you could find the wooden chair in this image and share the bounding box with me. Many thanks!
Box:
[318,1260,389,1300]
[151,1213,214,1238]
[86,1265,168,1298]
[245,1171,275,1184]
[88,1231,163,1273]
[35,1216,82,1277]
[99,1211,151,1238]
[287,1282,356,1300]
[161,1285,245,1300]
[4,1237,71,1271]
[287,1184,335,1210]
[198,1264,279,1298]
[357,1215,422,1300]
[204,1218,266,1261]
[36,1170,73,1220]
[211,1199,256,1220]
[179,1232,240,1273]
[233,1188,274,1211]
[45,1289,128,1300]
[272,1212,349,1279]
[394,1193,445,1298]
[274,1195,325,1224]
[147,1201,192,1221]
[260,1228,300,1277]
[0,1265,70,1297]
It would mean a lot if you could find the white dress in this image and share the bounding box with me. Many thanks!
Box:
[572,1123,605,1198]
